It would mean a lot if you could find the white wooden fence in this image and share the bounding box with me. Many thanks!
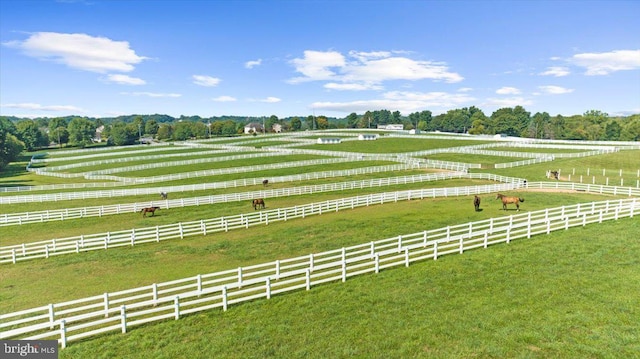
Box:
[2,172,515,226]
[0,163,427,204]
[0,182,522,264]
[1,198,637,348]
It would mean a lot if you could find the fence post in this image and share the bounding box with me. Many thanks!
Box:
[306,269,311,290]
[49,303,55,329]
[174,296,180,319]
[266,277,271,299]
[60,320,67,349]
[483,232,488,248]
[433,242,438,260]
[131,229,135,246]
[309,254,314,272]
[527,213,531,238]
[156,226,160,242]
[179,223,184,239]
[375,253,380,273]
[222,287,228,311]
[238,267,243,288]
[405,248,410,267]
[12,249,16,264]
[197,274,202,294]
[201,220,206,235]
[120,305,127,333]
[397,235,402,253]
[152,283,158,306]
[104,292,109,317]
[370,241,375,258]
[341,248,346,282]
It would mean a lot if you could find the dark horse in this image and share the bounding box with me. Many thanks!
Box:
[160,192,168,200]
[549,170,559,180]
[141,206,160,217]
[496,194,524,211]
[473,195,481,211]
[252,198,265,210]
[262,179,269,187]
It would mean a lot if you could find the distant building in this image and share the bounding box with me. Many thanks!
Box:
[358,134,378,140]
[244,122,265,134]
[317,138,342,144]
[377,124,404,130]
[272,123,282,133]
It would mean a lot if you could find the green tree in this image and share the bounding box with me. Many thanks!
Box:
[528,112,550,139]
[145,119,159,136]
[68,117,96,147]
[156,124,173,140]
[48,118,69,147]
[620,116,640,141]
[604,121,622,140]
[290,117,302,131]
[490,106,530,137]
[16,120,48,151]
[109,122,137,145]
[345,113,359,128]
[172,122,193,140]
[1,118,24,170]
[316,116,329,130]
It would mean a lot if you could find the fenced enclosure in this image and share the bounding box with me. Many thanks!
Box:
[1,197,637,347]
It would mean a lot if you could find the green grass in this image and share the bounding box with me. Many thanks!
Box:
[0,191,627,311]
[56,217,640,359]
[294,137,497,153]
[1,136,639,357]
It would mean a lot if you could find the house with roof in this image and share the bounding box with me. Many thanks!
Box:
[244,122,265,134]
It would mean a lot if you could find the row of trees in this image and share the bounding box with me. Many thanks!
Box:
[1,107,639,170]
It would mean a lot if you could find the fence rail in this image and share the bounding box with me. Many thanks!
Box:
[0,182,523,264]
[1,172,495,226]
[1,197,637,348]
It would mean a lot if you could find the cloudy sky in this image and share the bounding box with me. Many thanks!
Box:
[1,0,639,119]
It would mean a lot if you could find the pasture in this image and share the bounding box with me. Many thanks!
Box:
[1,131,638,358]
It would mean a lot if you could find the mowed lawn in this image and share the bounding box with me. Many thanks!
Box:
[1,136,638,358]
[56,217,640,359]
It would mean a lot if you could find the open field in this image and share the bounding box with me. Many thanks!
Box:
[1,131,638,357]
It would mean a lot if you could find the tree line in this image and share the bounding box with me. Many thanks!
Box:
[1,107,638,170]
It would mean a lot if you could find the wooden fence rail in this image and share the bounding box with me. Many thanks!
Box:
[0,182,522,264]
[0,172,519,226]
[1,198,637,348]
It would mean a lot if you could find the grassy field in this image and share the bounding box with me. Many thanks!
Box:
[55,217,640,359]
[1,133,638,358]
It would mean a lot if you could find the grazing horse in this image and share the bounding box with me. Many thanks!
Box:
[141,206,160,217]
[252,198,265,210]
[262,179,269,187]
[160,192,168,200]
[549,170,559,180]
[473,195,481,211]
[496,194,524,211]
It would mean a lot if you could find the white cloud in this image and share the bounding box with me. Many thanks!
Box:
[496,87,521,95]
[192,75,221,87]
[457,87,473,92]
[570,49,640,75]
[260,97,281,103]
[289,50,345,83]
[105,74,146,85]
[3,32,147,73]
[245,59,262,69]
[289,50,463,89]
[1,102,83,112]
[324,82,382,91]
[538,85,574,94]
[310,91,475,114]
[212,96,237,102]
[121,92,181,98]
[483,97,533,107]
[539,66,570,77]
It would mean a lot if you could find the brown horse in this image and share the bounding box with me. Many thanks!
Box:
[252,198,265,210]
[262,179,269,186]
[141,206,160,217]
[496,194,524,211]
[549,170,559,180]
[474,195,481,211]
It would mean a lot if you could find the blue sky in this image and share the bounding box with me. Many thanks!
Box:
[1,0,639,119]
